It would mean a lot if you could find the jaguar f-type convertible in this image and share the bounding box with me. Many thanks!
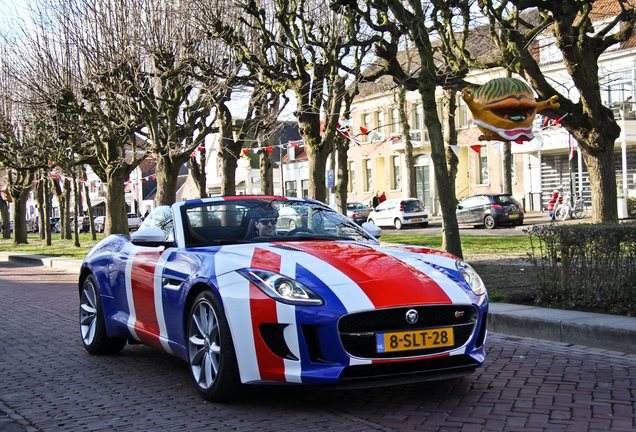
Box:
[79,196,488,401]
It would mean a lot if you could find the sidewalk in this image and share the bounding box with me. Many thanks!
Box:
[1,242,634,354]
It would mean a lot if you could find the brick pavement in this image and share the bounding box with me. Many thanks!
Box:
[1,262,635,431]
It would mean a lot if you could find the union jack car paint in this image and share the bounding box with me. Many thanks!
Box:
[79,196,488,401]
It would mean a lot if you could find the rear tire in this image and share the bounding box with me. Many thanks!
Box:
[394,219,403,230]
[572,202,587,219]
[484,215,496,229]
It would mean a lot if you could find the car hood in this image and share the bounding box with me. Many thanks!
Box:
[210,241,472,309]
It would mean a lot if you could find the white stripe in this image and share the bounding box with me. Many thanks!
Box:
[154,248,173,354]
[215,244,261,383]
[373,246,472,304]
[124,246,140,340]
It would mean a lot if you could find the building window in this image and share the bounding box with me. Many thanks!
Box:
[456,96,468,128]
[285,180,297,197]
[391,155,401,190]
[374,110,384,140]
[412,103,422,130]
[361,113,370,143]
[476,146,489,185]
[364,159,372,192]
[348,161,355,193]
[389,108,400,134]
[301,180,309,198]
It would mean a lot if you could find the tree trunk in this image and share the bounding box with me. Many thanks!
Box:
[105,172,131,235]
[442,89,459,208]
[582,145,617,223]
[63,179,72,240]
[335,136,349,213]
[305,143,329,202]
[502,142,512,194]
[72,169,80,247]
[0,197,9,239]
[12,192,30,245]
[36,177,45,240]
[399,86,416,198]
[421,87,463,258]
[83,181,96,240]
[221,152,239,196]
[260,148,274,195]
[44,179,52,246]
[155,156,179,206]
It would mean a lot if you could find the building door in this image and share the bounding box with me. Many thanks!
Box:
[415,165,430,210]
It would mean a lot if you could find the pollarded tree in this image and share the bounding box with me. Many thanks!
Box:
[335,0,471,257]
[198,0,377,203]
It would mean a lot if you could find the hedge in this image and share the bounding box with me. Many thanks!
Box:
[525,222,636,316]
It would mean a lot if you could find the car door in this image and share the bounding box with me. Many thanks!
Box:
[373,200,393,226]
[456,197,477,224]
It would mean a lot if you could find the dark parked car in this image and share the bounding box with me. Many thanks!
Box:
[345,202,372,225]
[456,194,524,229]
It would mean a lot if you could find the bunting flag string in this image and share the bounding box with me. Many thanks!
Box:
[336,124,361,146]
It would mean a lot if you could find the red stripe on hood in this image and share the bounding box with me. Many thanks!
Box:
[289,242,452,308]
[249,248,286,381]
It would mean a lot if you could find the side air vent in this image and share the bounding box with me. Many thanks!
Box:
[270,244,305,252]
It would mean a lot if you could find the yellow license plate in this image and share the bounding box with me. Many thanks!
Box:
[363,212,369,216]
[509,214,518,218]
[411,219,422,223]
[376,327,454,353]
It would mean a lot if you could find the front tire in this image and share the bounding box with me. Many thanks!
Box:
[187,291,242,401]
[556,205,569,221]
[80,275,126,354]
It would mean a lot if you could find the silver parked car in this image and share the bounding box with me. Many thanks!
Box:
[367,198,429,230]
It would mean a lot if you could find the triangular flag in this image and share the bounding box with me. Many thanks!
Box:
[340,119,352,128]
[290,141,300,149]
[390,134,401,141]
[470,145,481,153]
[450,145,460,156]
[552,113,568,126]
[242,148,249,155]
[360,126,369,135]
[491,143,501,155]
[371,131,382,141]
[515,140,523,144]
[266,146,273,153]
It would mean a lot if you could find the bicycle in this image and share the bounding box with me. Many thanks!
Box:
[555,192,587,220]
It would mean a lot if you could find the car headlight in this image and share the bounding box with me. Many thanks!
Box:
[456,260,486,296]
[237,269,324,306]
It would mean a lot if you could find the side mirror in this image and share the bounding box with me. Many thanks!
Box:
[361,222,381,238]
[131,227,174,247]
[457,204,462,210]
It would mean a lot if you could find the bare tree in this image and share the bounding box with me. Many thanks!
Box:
[198,0,376,203]
[335,1,469,258]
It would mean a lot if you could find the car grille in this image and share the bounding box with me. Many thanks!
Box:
[338,305,478,359]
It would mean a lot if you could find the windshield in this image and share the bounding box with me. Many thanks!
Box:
[180,198,377,247]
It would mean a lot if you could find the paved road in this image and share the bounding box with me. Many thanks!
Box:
[1,262,635,431]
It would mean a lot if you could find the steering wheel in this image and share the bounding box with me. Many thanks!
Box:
[285,227,315,236]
